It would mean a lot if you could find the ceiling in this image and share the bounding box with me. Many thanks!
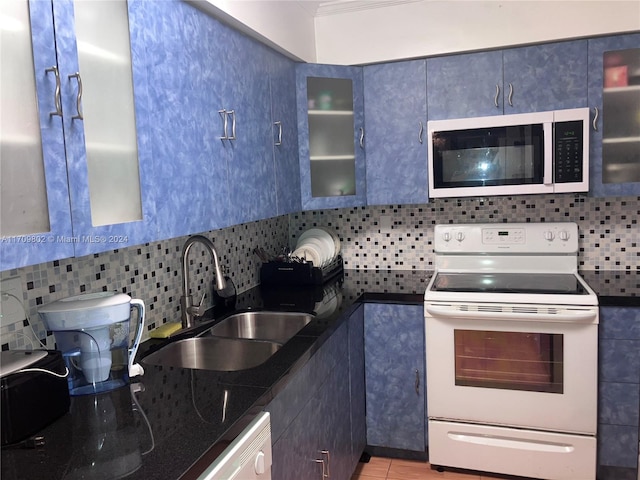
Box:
[296,0,422,17]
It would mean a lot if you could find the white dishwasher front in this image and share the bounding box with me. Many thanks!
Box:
[197,412,272,480]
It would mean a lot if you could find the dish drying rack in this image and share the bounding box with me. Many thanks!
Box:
[259,255,343,286]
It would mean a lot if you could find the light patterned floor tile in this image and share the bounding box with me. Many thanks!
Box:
[386,458,432,479]
[351,456,392,478]
[422,464,483,479]
[351,456,492,480]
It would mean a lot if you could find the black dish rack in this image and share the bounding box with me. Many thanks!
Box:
[259,255,343,286]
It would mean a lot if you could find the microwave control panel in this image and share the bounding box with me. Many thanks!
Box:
[554,120,584,183]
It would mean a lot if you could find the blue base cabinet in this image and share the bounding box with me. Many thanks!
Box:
[598,306,640,478]
[267,314,365,480]
[348,305,367,468]
[364,303,426,452]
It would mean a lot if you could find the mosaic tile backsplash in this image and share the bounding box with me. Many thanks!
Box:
[1,194,638,350]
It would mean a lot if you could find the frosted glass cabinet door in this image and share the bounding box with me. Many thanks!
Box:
[296,63,366,210]
[54,0,155,256]
[73,0,142,227]
[0,0,74,271]
[588,34,640,197]
[601,48,640,185]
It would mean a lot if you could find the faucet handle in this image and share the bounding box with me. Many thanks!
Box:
[188,293,207,317]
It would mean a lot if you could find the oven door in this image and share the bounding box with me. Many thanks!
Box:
[425,302,598,435]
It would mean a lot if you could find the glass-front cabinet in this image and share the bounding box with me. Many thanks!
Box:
[0,0,74,269]
[0,0,154,270]
[588,34,640,196]
[53,0,154,257]
[601,48,640,184]
[296,64,366,210]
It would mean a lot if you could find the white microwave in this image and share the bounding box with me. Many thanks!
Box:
[427,108,590,198]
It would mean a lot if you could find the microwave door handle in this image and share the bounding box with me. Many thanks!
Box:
[543,122,553,185]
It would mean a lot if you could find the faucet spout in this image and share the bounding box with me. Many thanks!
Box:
[180,235,227,329]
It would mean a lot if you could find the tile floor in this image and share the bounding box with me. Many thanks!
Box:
[350,457,500,480]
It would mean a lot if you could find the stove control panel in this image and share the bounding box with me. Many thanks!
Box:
[435,222,578,254]
[482,227,525,245]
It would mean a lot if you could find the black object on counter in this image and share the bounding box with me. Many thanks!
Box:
[1,350,70,446]
[212,276,237,309]
[260,256,343,286]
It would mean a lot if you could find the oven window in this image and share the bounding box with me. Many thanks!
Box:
[454,330,563,394]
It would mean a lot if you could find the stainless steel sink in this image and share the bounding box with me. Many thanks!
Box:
[203,311,313,344]
[142,337,281,371]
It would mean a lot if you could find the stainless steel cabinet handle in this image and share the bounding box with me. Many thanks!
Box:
[227,110,236,140]
[359,127,364,149]
[418,121,424,144]
[45,66,62,117]
[494,84,500,108]
[508,83,514,107]
[68,72,83,120]
[315,459,326,479]
[415,369,420,396]
[274,121,282,146]
[592,107,599,132]
[218,109,227,140]
[321,450,330,478]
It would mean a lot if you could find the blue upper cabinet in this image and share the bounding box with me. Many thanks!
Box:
[0,0,74,271]
[503,40,588,114]
[269,52,302,216]
[364,60,429,205]
[2,0,156,271]
[588,34,640,197]
[130,0,230,239]
[296,64,366,210]
[131,0,280,234]
[51,0,156,257]
[427,50,503,120]
[221,36,278,225]
[427,40,588,120]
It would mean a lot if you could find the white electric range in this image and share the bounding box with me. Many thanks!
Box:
[424,222,598,480]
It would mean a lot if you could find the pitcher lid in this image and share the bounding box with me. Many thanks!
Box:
[38,292,131,314]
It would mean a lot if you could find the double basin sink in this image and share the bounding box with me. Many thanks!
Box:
[142,311,313,371]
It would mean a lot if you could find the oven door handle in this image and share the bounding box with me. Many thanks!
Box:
[425,305,597,323]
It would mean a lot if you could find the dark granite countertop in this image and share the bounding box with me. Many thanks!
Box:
[579,270,640,307]
[1,268,635,480]
[0,269,429,480]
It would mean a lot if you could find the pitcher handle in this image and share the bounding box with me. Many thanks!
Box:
[129,299,146,373]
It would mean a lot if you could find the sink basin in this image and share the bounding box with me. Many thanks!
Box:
[204,311,313,344]
[142,337,281,371]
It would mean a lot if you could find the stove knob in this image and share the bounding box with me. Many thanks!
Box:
[559,230,570,241]
[442,232,451,242]
[544,231,555,241]
[455,232,465,242]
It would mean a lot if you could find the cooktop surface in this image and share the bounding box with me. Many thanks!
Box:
[430,272,589,295]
